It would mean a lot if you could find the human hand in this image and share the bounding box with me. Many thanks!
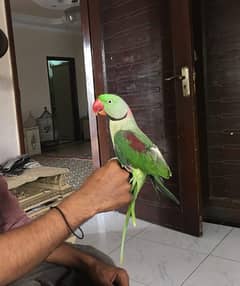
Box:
[59,160,132,227]
[80,159,132,213]
[88,259,129,286]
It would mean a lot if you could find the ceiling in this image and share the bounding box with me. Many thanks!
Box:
[10,0,65,18]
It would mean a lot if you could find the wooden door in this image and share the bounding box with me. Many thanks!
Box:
[81,0,202,235]
[51,63,76,142]
[195,0,240,225]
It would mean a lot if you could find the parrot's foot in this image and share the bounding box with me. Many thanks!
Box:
[121,164,132,173]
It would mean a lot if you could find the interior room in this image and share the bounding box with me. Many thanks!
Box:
[2,0,94,217]
[10,0,91,159]
[0,0,240,285]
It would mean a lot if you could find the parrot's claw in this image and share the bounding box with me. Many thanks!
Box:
[122,164,133,173]
[109,157,118,161]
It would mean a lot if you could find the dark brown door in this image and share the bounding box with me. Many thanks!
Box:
[47,58,81,143]
[51,63,76,142]
[194,0,240,226]
[81,0,202,236]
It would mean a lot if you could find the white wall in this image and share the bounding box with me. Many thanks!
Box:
[12,24,88,122]
[0,1,20,163]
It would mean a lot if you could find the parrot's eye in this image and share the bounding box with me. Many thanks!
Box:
[108,100,112,104]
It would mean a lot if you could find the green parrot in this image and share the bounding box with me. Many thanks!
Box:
[93,94,180,263]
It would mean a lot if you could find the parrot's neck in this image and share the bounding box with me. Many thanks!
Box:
[109,109,137,142]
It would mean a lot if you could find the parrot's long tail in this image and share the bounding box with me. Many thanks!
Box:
[151,176,180,205]
[120,169,146,264]
[120,205,131,265]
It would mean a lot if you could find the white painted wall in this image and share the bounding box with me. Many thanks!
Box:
[0,1,20,163]
[12,24,88,122]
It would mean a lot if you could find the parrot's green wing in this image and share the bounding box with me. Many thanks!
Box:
[114,130,171,179]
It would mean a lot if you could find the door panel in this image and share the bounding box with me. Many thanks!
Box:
[82,0,201,235]
[101,0,182,228]
[51,63,75,142]
[200,0,240,224]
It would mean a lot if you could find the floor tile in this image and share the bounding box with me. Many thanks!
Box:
[136,222,232,254]
[36,141,92,159]
[183,256,240,286]
[77,212,150,254]
[110,237,206,286]
[77,231,124,254]
[212,228,240,261]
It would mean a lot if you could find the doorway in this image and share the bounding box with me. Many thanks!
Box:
[47,57,81,144]
[193,0,240,226]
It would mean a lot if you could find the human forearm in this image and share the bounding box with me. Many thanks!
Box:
[0,160,131,285]
[46,243,130,286]
[46,242,96,271]
[0,194,96,286]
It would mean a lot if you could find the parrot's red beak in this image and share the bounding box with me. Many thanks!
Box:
[93,99,106,116]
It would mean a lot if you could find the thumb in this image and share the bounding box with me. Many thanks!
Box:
[112,270,129,286]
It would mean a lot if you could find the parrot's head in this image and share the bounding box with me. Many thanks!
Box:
[93,94,130,120]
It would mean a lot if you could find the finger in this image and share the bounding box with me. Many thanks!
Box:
[112,269,129,286]
[121,169,130,181]
[108,158,120,167]
[102,279,112,286]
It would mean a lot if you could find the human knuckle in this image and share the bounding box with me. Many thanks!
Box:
[122,169,129,178]
[111,159,118,166]
[125,183,131,192]
[122,183,130,192]
[118,268,129,277]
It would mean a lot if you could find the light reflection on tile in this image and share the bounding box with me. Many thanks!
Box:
[80,211,149,237]
[77,212,150,254]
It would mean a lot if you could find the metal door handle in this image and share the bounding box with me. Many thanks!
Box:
[165,66,191,97]
[165,75,185,81]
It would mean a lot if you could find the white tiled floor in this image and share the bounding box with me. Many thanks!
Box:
[77,212,240,286]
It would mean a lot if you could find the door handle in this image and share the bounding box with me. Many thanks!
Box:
[165,66,191,97]
[165,75,184,81]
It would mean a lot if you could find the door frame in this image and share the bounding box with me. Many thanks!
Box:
[4,0,25,153]
[46,56,81,141]
[80,0,111,166]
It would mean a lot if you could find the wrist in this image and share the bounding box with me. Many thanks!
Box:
[58,190,97,229]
